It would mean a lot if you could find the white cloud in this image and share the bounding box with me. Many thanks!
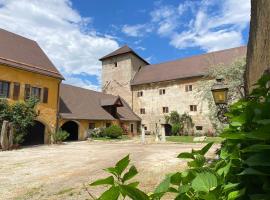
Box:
[0,0,119,90]
[170,0,251,52]
[122,24,152,37]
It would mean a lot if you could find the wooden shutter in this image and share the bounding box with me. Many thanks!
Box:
[13,82,20,100]
[24,84,30,100]
[185,85,188,92]
[43,87,48,103]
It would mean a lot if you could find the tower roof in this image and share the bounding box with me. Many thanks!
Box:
[99,45,149,64]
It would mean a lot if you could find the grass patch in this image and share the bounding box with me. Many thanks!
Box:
[92,135,130,141]
[166,136,223,143]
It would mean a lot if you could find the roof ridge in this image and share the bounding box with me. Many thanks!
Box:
[144,46,247,68]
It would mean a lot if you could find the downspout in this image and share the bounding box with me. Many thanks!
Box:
[55,80,61,132]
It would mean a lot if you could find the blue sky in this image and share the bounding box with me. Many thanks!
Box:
[0,0,250,90]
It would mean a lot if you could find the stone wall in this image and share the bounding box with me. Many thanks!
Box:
[132,77,213,135]
[245,0,270,93]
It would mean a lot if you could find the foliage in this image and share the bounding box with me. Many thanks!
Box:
[104,125,123,139]
[165,111,194,135]
[195,58,246,131]
[52,129,69,143]
[171,123,181,135]
[87,127,106,138]
[88,155,149,200]
[89,74,270,200]
[0,97,38,144]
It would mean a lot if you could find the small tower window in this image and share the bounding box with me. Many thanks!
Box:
[140,108,146,114]
[162,107,169,113]
[159,89,166,95]
[137,91,143,97]
[196,126,203,131]
[185,85,193,92]
[190,105,197,112]
[114,62,118,67]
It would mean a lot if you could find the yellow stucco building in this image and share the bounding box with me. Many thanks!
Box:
[0,28,140,145]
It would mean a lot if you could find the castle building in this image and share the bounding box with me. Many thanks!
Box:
[0,29,139,145]
[100,45,247,135]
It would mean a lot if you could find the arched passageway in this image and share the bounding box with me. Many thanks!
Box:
[164,124,172,136]
[61,121,79,141]
[22,120,45,145]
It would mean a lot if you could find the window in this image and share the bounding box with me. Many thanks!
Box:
[140,108,146,114]
[196,126,203,131]
[185,85,193,92]
[0,81,10,98]
[106,123,111,128]
[13,82,20,100]
[190,105,197,112]
[162,107,169,113]
[89,123,95,129]
[159,89,166,95]
[137,91,143,97]
[43,87,49,103]
[144,126,147,131]
[114,62,117,67]
[130,124,134,133]
[31,87,41,100]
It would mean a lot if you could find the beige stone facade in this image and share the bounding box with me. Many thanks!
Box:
[132,78,213,134]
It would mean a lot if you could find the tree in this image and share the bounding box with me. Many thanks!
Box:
[0,97,38,144]
[195,58,246,131]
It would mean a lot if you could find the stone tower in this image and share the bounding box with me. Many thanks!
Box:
[100,45,148,108]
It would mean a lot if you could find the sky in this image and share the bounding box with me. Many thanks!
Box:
[0,0,251,91]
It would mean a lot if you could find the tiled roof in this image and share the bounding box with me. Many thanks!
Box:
[59,84,140,121]
[0,28,63,79]
[131,46,247,85]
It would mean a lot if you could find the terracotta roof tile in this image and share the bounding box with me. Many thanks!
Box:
[131,46,247,85]
[0,28,63,79]
[59,84,140,121]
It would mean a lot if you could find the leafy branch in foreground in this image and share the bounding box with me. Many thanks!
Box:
[88,154,149,200]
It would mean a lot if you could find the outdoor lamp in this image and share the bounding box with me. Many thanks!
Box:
[211,78,229,123]
[211,78,229,105]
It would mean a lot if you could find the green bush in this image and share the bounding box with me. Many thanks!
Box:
[0,97,38,144]
[171,123,180,135]
[53,129,69,143]
[88,74,270,200]
[104,125,123,139]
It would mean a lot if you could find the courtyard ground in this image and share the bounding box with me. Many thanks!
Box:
[0,141,219,200]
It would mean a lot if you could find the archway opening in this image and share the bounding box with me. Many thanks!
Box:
[164,124,172,136]
[61,121,79,141]
[22,120,45,145]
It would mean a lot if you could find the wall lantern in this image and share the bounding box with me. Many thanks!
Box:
[211,78,229,123]
[211,78,229,105]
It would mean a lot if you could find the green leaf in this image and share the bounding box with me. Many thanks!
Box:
[90,176,114,186]
[241,144,270,152]
[220,133,246,140]
[104,167,118,176]
[178,185,190,194]
[223,183,239,193]
[188,155,206,168]
[98,186,120,200]
[120,185,149,200]
[217,161,231,177]
[191,172,218,192]
[177,152,195,159]
[198,142,214,155]
[255,119,270,125]
[127,181,140,188]
[239,168,269,176]
[115,155,130,176]
[228,188,245,200]
[123,165,138,182]
[154,175,171,194]
[244,153,270,166]
[170,172,182,185]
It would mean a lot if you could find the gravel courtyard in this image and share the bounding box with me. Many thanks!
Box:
[0,141,218,200]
